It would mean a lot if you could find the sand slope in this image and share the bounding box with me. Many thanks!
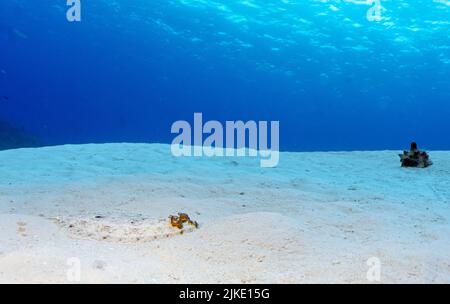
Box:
[0,144,449,283]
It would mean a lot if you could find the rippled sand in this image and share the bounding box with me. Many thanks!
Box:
[0,144,449,283]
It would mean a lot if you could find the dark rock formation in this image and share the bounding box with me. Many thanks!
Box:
[0,119,41,150]
[399,142,433,168]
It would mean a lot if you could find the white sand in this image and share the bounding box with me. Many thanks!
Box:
[0,143,449,283]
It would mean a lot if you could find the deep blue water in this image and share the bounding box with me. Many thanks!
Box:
[1,0,449,151]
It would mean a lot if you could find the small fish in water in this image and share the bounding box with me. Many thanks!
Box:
[0,69,5,74]
[13,29,28,40]
[2,96,9,100]
[0,23,27,43]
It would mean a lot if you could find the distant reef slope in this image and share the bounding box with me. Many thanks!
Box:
[0,119,41,150]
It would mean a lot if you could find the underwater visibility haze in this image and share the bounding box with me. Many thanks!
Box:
[1,0,450,151]
[3,1,450,285]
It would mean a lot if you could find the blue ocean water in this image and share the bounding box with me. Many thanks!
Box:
[0,0,449,151]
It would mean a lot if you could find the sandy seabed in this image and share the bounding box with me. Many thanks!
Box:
[0,143,449,283]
